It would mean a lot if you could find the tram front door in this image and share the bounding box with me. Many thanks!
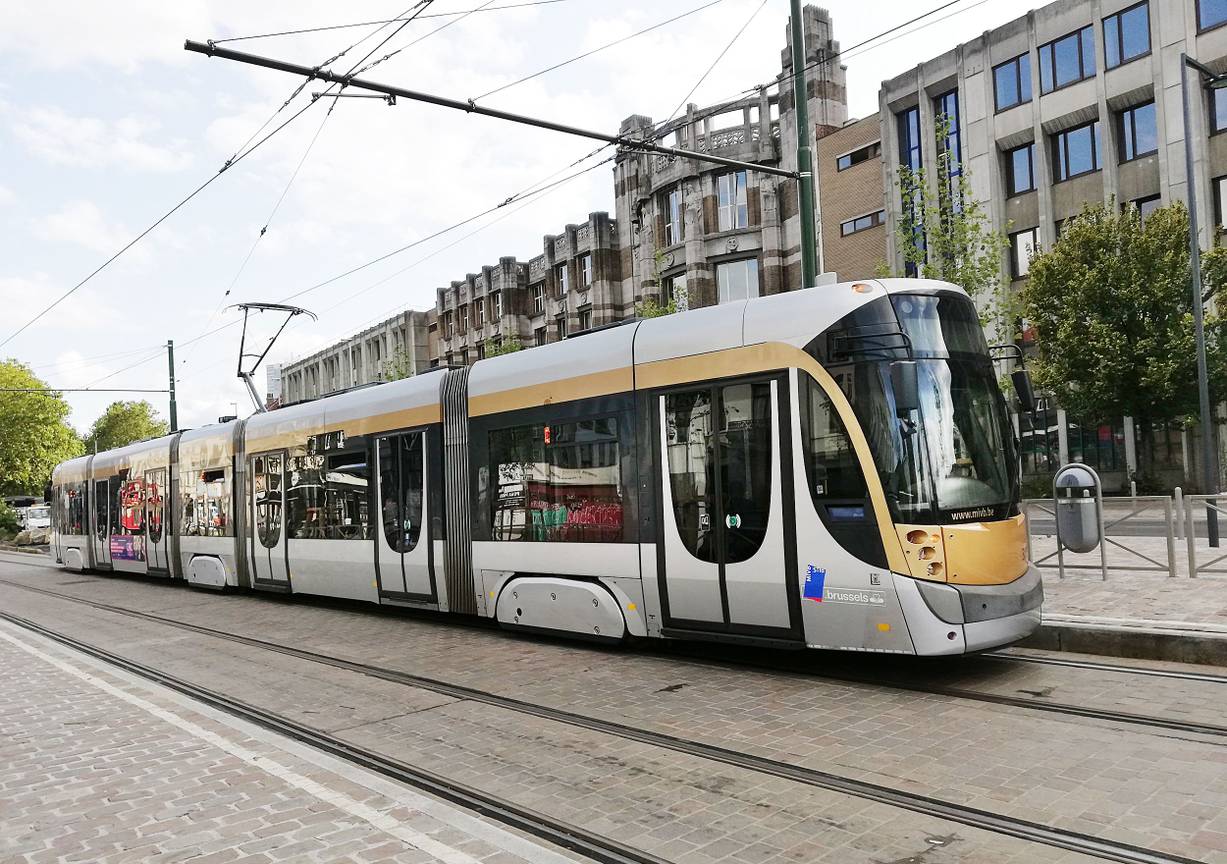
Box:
[655,376,800,639]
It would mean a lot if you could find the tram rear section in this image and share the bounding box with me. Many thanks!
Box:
[50,278,1040,656]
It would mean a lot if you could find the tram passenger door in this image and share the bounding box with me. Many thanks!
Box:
[145,468,169,573]
[656,377,798,638]
[93,479,113,569]
[250,452,290,587]
[375,431,434,600]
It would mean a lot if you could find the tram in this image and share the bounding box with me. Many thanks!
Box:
[50,279,1041,655]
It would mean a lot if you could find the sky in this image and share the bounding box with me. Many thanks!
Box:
[0,0,1027,433]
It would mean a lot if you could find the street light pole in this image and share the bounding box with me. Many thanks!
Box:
[1180,53,1221,545]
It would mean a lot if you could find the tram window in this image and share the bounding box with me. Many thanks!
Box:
[94,481,109,540]
[63,483,84,534]
[378,432,424,553]
[253,455,282,549]
[490,417,623,542]
[665,391,718,562]
[286,454,325,539]
[182,468,232,537]
[799,374,869,505]
[146,469,165,544]
[325,451,370,540]
[118,477,145,536]
[111,479,123,537]
[719,382,772,564]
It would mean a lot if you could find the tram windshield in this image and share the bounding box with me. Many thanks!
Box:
[816,291,1017,524]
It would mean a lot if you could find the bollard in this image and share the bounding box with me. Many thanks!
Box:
[1174,486,1184,541]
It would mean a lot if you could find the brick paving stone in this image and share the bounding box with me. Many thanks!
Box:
[2,557,1224,862]
[0,619,582,864]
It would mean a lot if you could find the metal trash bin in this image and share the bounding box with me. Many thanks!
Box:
[1054,465,1101,553]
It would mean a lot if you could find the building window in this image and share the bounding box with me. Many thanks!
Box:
[460,305,470,331]
[1052,121,1101,181]
[897,106,922,171]
[663,186,683,245]
[993,54,1032,111]
[443,312,452,339]
[1118,101,1157,162]
[492,291,502,318]
[578,308,592,331]
[1007,143,1036,195]
[489,417,623,543]
[1199,0,1227,32]
[531,282,544,313]
[715,258,760,303]
[934,89,961,197]
[534,325,547,346]
[1011,228,1039,278]
[580,254,592,287]
[555,263,569,296]
[839,210,885,236]
[1128,195,1161,222]
[662,272,687,307]
[717,171,749,230]
[476,342,485,360]
[1039,25,1095,94]
[1215,176,1227,229]
[836,140,881,171]
[897,105,924,276]
[557,315,568,339]
[475,298,485,327]
[1104,2,1149,69]
[1213,88,1227,134]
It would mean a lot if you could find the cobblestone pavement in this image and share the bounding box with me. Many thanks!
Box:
[0,616,582,864]
[3,554,1227,862]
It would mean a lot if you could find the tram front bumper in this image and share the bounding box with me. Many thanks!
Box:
[897,566,1043,654]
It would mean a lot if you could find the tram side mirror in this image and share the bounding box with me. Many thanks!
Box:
[1011,368,1036,414]
[890,361,920,417]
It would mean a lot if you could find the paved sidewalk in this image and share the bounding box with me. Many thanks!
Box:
[0,618,579,864]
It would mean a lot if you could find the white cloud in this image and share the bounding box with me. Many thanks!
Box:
[34,200,136,257]
[9,107,193,173]
[0,184,14,206]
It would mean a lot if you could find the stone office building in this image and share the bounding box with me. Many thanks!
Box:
[279,309,433,405]
[878,0,1227,490]
[614,4,848,312]
[433,211,621,366]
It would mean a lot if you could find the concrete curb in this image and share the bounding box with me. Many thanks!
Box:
[1022,621,1227,666]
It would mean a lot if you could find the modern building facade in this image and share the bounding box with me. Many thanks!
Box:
[879,0,1227,490]
[279,309,432,405]
[614,4,847,311]
[816,113,888,279]
[264,363,282,410]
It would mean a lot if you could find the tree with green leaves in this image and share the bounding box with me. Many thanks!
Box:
[0,360,82,496]
[83,400,169,453]
[486,337,524,357]
[1021,201,1227,480]
[382,348,416,382]
[891,117,1012,336]
[635,296,677,318]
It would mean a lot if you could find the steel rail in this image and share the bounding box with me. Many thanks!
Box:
[982,650,1227,685]
[0,611,667,864]
[0,577,1208,864]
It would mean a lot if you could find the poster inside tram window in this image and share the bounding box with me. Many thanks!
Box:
[110,534,146,561]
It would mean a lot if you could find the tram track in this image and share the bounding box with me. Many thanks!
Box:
[0,575,1213,864]
[981,650,1227,684]
[1,570,1224,741]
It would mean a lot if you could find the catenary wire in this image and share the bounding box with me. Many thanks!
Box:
[473,0,725,101]
[181,97,344,370]
[658,0,768,129]
[0,2,435,354]
[349,0,500,77]
[213,0,576,44]
[181,155,612,379]
[688,0,987,126]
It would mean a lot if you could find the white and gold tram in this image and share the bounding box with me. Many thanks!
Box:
[51,279,1042,655]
